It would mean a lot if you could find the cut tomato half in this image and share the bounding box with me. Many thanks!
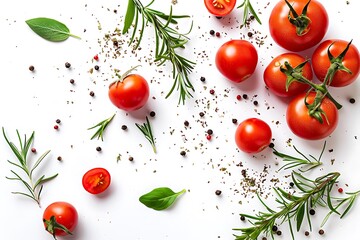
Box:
[204,0,237,17]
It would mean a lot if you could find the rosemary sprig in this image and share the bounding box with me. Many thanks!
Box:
[135,116,156,153]
[238,0,262,26]
[88,113,116,141]
[233,172,359,240]
[273,142,325,172]
[2,127,58,207]
[122,0,195,104]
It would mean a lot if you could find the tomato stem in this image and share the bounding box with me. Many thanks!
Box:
[285,0,312,36]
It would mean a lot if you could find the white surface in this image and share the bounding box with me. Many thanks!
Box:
[0,0,359,239]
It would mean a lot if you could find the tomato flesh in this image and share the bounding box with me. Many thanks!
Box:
[204,0,237,16]
[235,118,272,154]
[82,167,111,194]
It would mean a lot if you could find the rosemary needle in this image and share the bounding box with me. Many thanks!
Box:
[135,116,156,153]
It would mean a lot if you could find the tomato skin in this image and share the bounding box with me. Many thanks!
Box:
[43,202,78,237]
[264,53,313,97]
[204,0,237,17]
[108,74,149,111]
[215,40,258,83]
[312,39,360,87]
[286,92,338,140]
[269,0,328,52]
[82,167,111,194]
[235,118,272,154]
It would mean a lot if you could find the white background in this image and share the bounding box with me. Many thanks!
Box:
[0,0,360,239]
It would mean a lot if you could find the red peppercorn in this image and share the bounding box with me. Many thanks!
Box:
[31,148,36,153]
[236,95,241,101]
[215,32,220,37]
[210,89,215,95]
[54,125,59,130]
[94,54,99,61]
[206,134,212,141]
[338,188,343,193]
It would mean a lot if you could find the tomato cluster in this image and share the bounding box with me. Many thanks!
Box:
[208,0,359,151]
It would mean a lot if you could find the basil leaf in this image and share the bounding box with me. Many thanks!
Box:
[122,0,136,34]
[139,187,186,211]
[25,17,80,42]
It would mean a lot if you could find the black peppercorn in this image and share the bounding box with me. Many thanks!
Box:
[200,76,206,82]
[180,150,186,156]
[29,65,35,71]
[253,100,258,106]
[65,62,71,68]
[184,120,189,127]
[276,230,282,236]
[129,156,134,161]
[199,112,205,117]
[269,142,275,148]
[232,118,238,124]
[309,209,316,215]
[272,225,278,232]
[94,65,100,71]
[70,79,75,84]
[57,156,62,161]
[319,229,324,235]
[121,125,127,130]
[207,129,213,135]
[289,182,295,187]
[349,98,356,104]
[262,238,267,240]
[210,30,215,35]
[56,119,61,124]
[305,231,310,236]
[90,91,95,97]
[240,216,245,221]
[150,111,156,117]
[96,146,102,152]
[242,94,248,99]
[247,32,253,37]
[215,190,222,195]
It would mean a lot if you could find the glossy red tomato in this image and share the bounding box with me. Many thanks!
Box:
[108,74,149,111]
[269,0,328,52]
[286,92,338,140]
[82,167,111,194]
[43,202,78,237]
[204,0,237,16]
[312,39,360,87]
[264,53,313,97]
[235,118,272,153]
[215,40,258,83]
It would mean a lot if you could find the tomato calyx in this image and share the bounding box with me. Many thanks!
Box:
[285,0,311,36]
[279,59,310,92]
[43,215,73,240]
[112,65,141,87]
[324,40,353,85]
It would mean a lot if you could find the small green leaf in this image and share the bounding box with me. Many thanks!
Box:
[25,17,80,42]
[139,187,185,210]
[123,0,136,34]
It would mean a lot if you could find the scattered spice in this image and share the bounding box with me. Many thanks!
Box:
[31,147,36,153]
[209,89,215,95]
[305,231,310,236]
[242,94,248,99]
[94,65,100,71]
[70,79,75,84]
[90,91,95,97]
[240,215,245,221]
[150,111,156,117]
[206,134,212,141]
[93,54,99,61]
[57,156,62,161]
[184,120,189,127]
[338,187,343,193]
[236,95,242,101]
[349,98,356,104]
[96,146,102,152]
[56,119,61,124]
[207,129,213,135]
[199,112,205,117]
[269,142,275,148]
[54,125,59,130]
[215,190,222,195]
[200,76,206,82]
[319,229,325,235]
[29,65,35,71]
[128,156,134,161]
[180,150,186,156]
[276,230,282,236]
[232,118,238,124]
[121,125,128,130]
[65,62,71,68]
[253,100,258,106]
[210,30,215,35]
[272,226,278,232]
[309,209,316,215]
[215,32,220,37]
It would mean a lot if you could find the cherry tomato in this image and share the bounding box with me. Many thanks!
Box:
[312,39,360,87]
[108,74,149,111]
[235,118,272,153]
[82,167,111,194]
[204,0,237,17]
[215,40,258,83]
[286,92,338,140]
[264,53,313,97]
[43,202,78,237]
[269,0,328,52]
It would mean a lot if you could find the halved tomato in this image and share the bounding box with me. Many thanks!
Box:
[204,0,237,17]
[82,167,111,194]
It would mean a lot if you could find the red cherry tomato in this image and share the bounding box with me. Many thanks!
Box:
[269,0,328,52]
[216,40,258,83]
[82,167,111,194]
[204,0,237,17]
[43,202,78,237]
[286,92,338,140]
[312,39,360,87]
[264,53,313,97]
[108,74,149,111]
[235,118,272,153]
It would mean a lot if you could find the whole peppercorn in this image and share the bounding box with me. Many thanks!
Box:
[128,156,134,161]
[184,120,189,127]
[31,148,37,153]
[215,190,222,195]
[149,111,156,117]
[215,32,220,37]
[319,229,325,235]
[199,112,205,117]
[54,125,59,130]
[200,76,206,82]
[305,231,310,236]
[90,91,95,97]
[242,94,248,99]
[276,231,282,236]
[210,30,215,35]
[240,216,245,221]
[206,134,212,141]
[56,119,61,124]
[96,146,102,152]
[289,182,295,187]
[209,89,215,95]
[57,156,62,161]
[93,54,99,61]
[207,129,213,135]
[180,150,186,156]
[272,225,278,232]
[309,209,316,215]
[70,79,75,84]
[65,62,71,68]
[94,65,100,71]
[262,238,267,240]
[247,32,253,37]
[121,125,128,130]
[29,65,35,71]
[236,95,241,100]
[269,142,275,148]
[253,100,258,106]
[349,98,356,104]
[232,118,238,124]
[338,187,344,193]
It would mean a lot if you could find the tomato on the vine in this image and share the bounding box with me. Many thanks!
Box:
[108,69,149,111]
[312,39,360,87]
[82,167,111,194]
[204,0,237,17]
[235,118,272,154]
[43,202,78,238]
[286,92,338,140]
[269,0,328,52]
[215,40,258,83]
[264,53,313,97]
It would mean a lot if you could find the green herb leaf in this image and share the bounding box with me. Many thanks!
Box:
[123,0,136,34]
[135,116,156,153]
[25,17,80,42]
[139,187,186,210]
[88,113,116,141]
